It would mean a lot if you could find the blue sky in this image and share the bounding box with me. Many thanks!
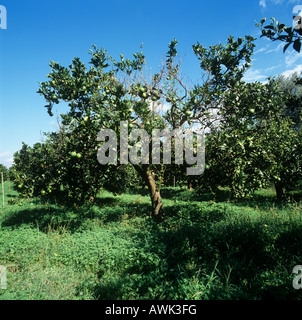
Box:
[0,0,302,167]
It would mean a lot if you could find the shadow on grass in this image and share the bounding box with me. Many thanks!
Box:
[1,195,152,232]
[193,188,232,203]
[93,196,120,207]
[88,211,302,300]
[1,206,84,232]
[118,186,231,203]
[77,189,302,300]
[229,189,302,212]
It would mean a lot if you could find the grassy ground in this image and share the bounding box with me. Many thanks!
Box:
[0,183,302,300]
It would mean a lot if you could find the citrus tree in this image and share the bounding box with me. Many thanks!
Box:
[273,72,302,129]
[37,36,255,219]
[12,125,139,204]
[263,116,302,198]
[193,78,302,199]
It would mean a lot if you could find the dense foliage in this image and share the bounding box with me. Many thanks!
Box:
[8,33,302,215]
[12,132,139,205]
[32,36,255,218]
[192,78,302,198]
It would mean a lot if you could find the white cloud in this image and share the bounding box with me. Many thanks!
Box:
[0,152,13,168]
[264,64,281,72]
[281,64,302,77]
[259,0,266,9]
[0,151,10,159]
[254,43,283,56]
[3,158,14,168]
[259,0,300,9]
[254,47,267,55]
[285,50,302,67]
[266,43,284,54]
[243,69,267,82]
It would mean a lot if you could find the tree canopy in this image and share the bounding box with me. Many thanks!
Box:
[10,32,302,218]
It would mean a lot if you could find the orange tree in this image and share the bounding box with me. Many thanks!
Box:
[12,128,138,205]
[192,79,302,199]
[36,36,255,219]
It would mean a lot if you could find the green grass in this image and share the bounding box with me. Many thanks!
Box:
[0,185,302,300]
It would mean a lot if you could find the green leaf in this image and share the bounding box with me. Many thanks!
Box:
[278,23,286,33]
[293,39,301,53]
[284,27,293,35]
[260,18,266,26]
[283,42,291,53]
[264,25,276,31]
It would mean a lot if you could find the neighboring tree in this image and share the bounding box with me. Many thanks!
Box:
[262,116,302,198]
[13,125,108,203]
[36,36,255,219]
[257,15,302,53]
[274,72,302,129]
[0,164,8,180]
[193,79,302,199]
[192,81,279,197]
[12,126,139,204]
[7,165,17,181]
[255,15,302,197]
[267,76,302,197]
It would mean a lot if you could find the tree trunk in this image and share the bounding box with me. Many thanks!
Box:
[134,164,164,220]
[274,181,284,200]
